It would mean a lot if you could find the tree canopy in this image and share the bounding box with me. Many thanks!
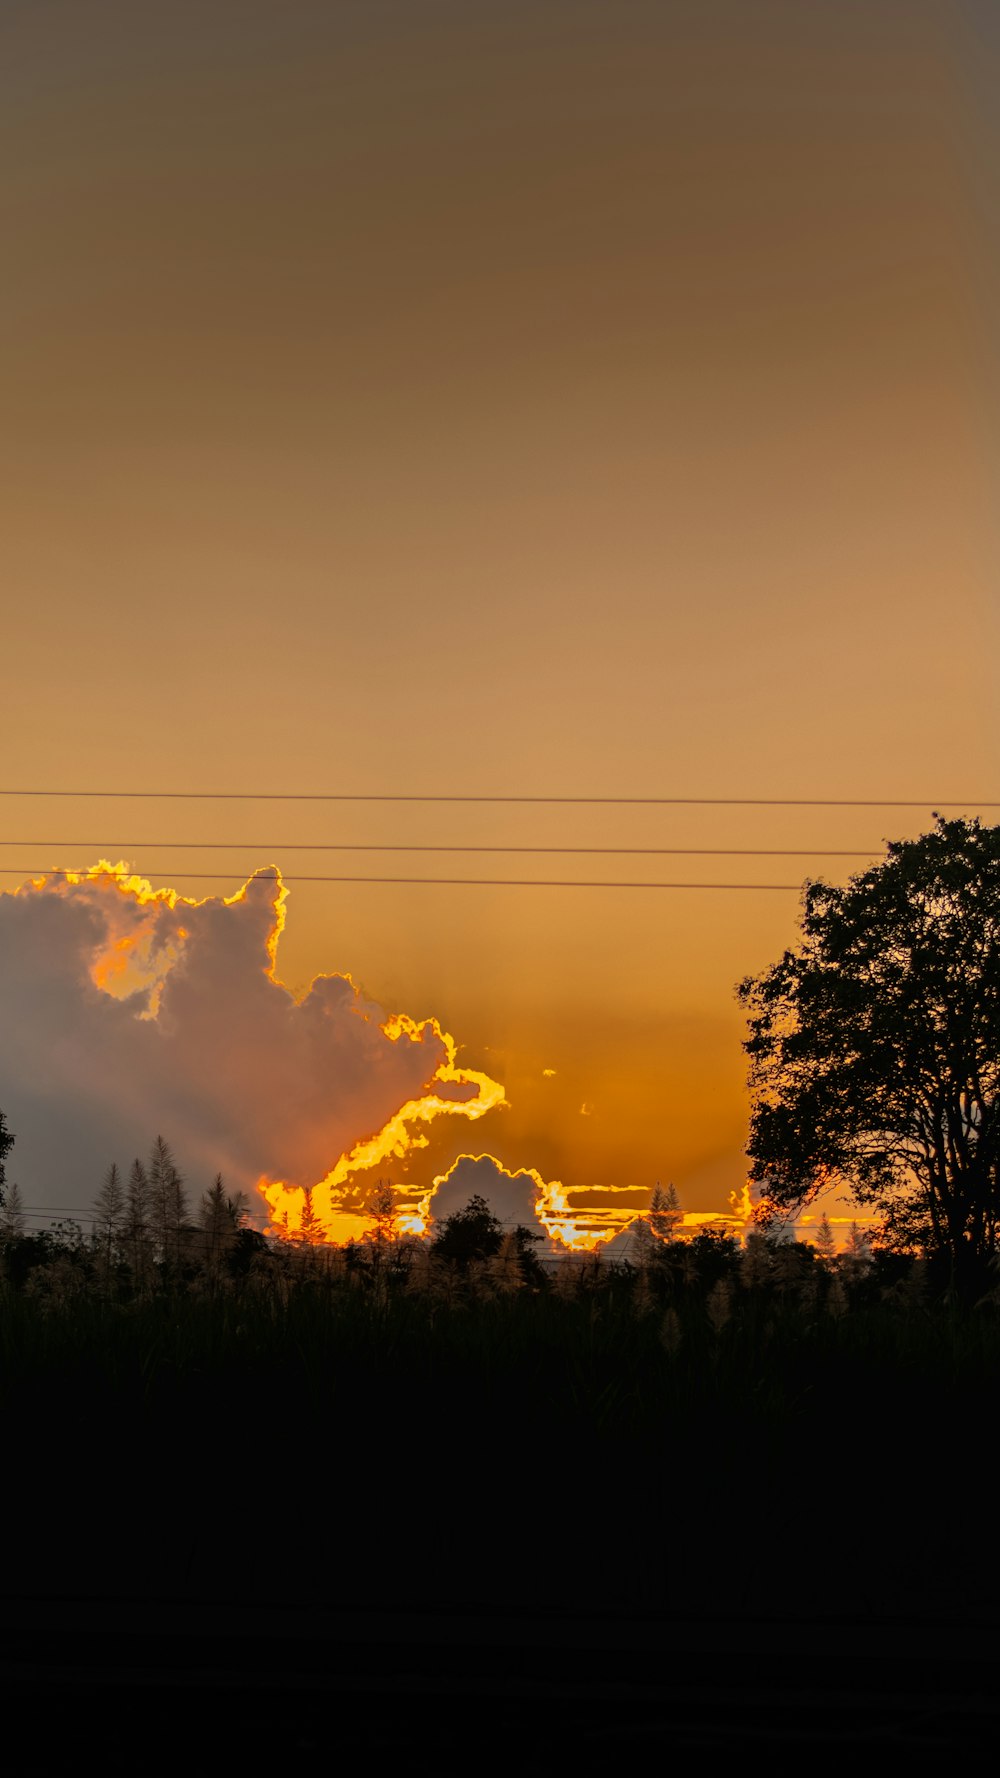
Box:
[431,1193,505,1266]
[738,816,1000,1292]
[430,1193,544,1282]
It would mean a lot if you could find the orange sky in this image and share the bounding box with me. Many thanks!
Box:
[2,1,998,1230]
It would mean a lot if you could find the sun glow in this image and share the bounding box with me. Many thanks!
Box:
[535,1172,600,1250]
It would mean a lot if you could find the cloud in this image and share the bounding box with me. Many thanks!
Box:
[0,865,504,1231]
[425,1152,606,1252]
[428,1154,543,1230]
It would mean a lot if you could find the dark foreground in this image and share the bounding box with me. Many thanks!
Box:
[5,1596,1000,1769]
[3,1281,1000,1763]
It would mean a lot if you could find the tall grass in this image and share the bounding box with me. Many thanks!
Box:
[4,1231,998,1619]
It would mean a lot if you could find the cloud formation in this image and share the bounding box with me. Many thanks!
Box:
[426,1152,592,1251]
[0,865,504,1231]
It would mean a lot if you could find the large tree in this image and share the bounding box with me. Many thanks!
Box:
[738,816,1000,1293]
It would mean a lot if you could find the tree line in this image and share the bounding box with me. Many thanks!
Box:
[0,1127,965,1329]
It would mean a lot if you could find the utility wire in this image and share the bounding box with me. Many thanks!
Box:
[0,842,887,857]
[0,870,808,890]
[2,791,998,807]
[12,1206,626,1226]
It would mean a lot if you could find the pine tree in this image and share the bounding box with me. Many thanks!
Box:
[362,1180,402,1300]
[649,1181,683,1242]
[298,1187,326,1247]
[93,1161,125,1280]
[125,1157,152,1289]
[0,1180,25,1240]
[363,1180,399,1245]
[125,1158,148,1230]
[147,1135,189,1275]
[147,1137,170,1256]
[200,1173,238,1281]
[846,1221,870,1261]
[813,1213,837,1268]
[0,1108,13,1207]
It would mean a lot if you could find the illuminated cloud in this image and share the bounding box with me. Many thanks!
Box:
[428,1154,544,1231]
[0,865,504,1231]
[426,1152,603,1252]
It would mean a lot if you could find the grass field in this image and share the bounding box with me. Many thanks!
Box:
[3,1235,998,1625]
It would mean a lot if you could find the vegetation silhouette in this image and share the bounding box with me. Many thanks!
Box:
[4,1126,1000,1654]
[430,1191,546,1286]
[0,1108,13,1204]
[739,815,1000,1298]
[431,1191,503,1264]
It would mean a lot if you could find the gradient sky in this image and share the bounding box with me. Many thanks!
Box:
[2,1,998,1229]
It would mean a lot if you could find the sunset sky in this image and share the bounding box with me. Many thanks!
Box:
[2,1,998,1242]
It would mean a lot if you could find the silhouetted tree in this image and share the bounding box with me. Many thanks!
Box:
[676,1229,740,1295]
[0,1180,25,1241]
[298,1187,326,1248]
[629,1185,683,1280]
[706,1276,733,1334]
[739,1231,774,1291]
[813,1214,837,1268]
[362,1179,399,1243]
[512,1224,547,1287]
[770,1239,816,1300]
[124,1157,152,1286]
[147,1135,189,1275]
[431,1194,504,1267]
[739,816,1000,1297]
[229,1225,269,1275]
[93,1162,125,1278]
[199,1173,247,1282]
[649,1182,683,1242]
[0,1108,13,1206]
[359,1179,406,1295]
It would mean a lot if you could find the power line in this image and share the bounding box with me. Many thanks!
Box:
[0,842,887,857]
[0,870,807,890]
[11,1206,621,1226]
[2,791,998,807]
